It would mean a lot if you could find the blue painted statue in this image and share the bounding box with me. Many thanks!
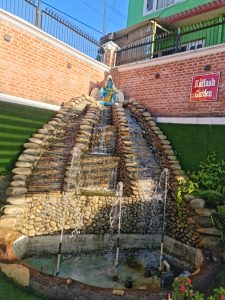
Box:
[99,76,117,106]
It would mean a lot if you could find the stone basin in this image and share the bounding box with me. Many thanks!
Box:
[0,234,205,300]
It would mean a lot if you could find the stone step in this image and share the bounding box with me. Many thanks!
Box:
[50,143,74,148]
[82,174,116,182]
[81,155,119,164]
[81,189,115,196]
[28,182,62,188]
[42,147,70,153]
[34,163,65,169]
[81,164,118,172]
[29,180,63,186]
[28,186,61,192]
[34,163,66,169]
[38,155,68,161]
[82,183,113,190]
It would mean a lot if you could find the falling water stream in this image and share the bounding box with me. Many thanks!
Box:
[82,107,118,192]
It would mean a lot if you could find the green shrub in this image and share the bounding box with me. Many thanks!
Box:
[170,277,225,299]
[190,152,225,191]
[191,189,225,205]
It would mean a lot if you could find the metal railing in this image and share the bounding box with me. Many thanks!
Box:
[0,0,101,59]
[115,17,225,66]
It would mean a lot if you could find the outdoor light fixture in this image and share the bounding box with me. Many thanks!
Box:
[204,64,211,71]
[4,34,11,42]
[67,63,72,69]
[155,73,160,78]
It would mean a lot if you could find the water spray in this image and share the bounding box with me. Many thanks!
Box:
[113,181,123,280]
[158,168,169,272]
[56,220,64,276]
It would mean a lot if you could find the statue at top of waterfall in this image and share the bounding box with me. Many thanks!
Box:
[100,75,118,105]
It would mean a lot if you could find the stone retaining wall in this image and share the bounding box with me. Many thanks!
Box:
[0,96,102,234]
[124,99,221,248]
[112,104,139,196]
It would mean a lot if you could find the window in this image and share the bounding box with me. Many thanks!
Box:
[154,39,205,57]
[143,0,181,15]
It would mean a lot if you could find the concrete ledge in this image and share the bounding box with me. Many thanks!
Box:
[0,93,60,111]
[157,117,225,125]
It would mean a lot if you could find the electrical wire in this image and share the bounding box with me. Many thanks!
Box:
[98,0,127,20]
[41,0,103,34]
[81,0,124,29]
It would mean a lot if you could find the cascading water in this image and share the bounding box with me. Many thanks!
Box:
[104,182,123,279]
[91,127,108,155]
[81,107,119,193]
[157,168,170,271]
[114,182,123,278]
[91,108,110,155]
[125,109,162,234]
[66,146,83,194]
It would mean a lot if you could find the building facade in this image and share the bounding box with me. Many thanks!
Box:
[101,0,225,66]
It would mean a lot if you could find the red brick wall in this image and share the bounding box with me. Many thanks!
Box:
[0,15,108,105]
[111,52,225,117]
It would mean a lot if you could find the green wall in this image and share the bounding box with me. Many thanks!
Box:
[158,123,225,172]
[0,102,55,174]
[127,0,214,27]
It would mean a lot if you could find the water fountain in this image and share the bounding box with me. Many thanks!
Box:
[1,100,207,300]
[107,181,124,281]
[65,146,83,194]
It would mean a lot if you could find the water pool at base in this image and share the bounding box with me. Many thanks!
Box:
[23,250,169,290]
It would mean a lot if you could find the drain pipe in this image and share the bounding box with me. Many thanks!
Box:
[159,169,169,272]
[114,182,123,279]
[56,223,64,276]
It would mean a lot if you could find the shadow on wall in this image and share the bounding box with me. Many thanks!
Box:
[88,72,110,96]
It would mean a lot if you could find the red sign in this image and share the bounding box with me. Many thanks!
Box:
[190,73,220,101]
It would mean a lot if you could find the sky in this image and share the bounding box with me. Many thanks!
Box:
[42,0,129,40]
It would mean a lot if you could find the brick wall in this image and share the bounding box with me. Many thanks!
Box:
[0,11,109,105]
[111,49,225,117]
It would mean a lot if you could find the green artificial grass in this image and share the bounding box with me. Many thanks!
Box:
[158,123,225,172]
[0,101,55,174]
[0,271,45,300]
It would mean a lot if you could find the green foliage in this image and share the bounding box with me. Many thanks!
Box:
[216,204,225,218]
[207,287,225,300]
[176,153,225,207]
[170,277,225,300]
[191,189,225,206]
[211,205,225,241]
[176,178,197,209]
[170,277,205,299]
[0,271,44,300]
[190,152,225,191]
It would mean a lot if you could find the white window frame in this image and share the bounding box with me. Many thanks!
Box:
[143,0,157,15]
[143,0,182,16]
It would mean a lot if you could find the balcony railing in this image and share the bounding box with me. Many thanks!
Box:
[0,0,101,59]
[115,17,225,66]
